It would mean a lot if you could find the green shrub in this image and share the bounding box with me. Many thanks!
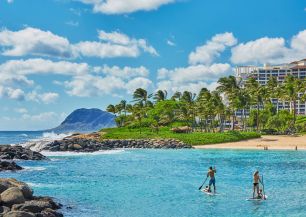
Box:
[101,127,261,145]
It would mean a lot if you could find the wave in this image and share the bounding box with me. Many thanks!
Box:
[19,131,72,152]
[27,182,59,188]
[41,149,125,157]
[23,166,47,171]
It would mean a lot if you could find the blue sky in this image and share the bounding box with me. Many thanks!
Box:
[0,0,305,130]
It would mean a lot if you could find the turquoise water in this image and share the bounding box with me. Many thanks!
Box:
[1,149,306,217]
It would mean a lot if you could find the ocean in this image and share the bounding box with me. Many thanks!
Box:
[1,131,306,217]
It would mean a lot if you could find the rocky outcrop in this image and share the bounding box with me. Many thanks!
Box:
[0,146,48,161]
[43,136,192,152]
[0,161,23,172]
[0,178,62,217]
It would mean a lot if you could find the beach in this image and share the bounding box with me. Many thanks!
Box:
[194,134,306,150]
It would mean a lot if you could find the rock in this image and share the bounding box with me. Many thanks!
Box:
[3,211,35,217]
[32,197,62,210]
[0,206,10,215]
[1,187,25,206]
[41,208,63,217]
[12,200,52,213]
[18,185,33,200]
[0,183,8,193]
[43,134,192,152]
[0,146,48,161]
[0,179,62,217]
[0,161,23,171]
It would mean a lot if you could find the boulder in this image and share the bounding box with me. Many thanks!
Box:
[3,211,35,217]
[0,146,48,161]
[1,187,25,206]
[41,208,63,217]
[12,200,52,213]
[0,206,10,215]
[18,185,33,200]
[0,161,23,171]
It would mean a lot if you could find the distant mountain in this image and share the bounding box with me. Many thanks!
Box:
[48,108,116,133]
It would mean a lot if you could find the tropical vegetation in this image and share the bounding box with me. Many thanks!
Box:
[102,75,306,144]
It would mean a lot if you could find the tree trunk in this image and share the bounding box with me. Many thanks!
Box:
[232,111,235,131]
[256,103,259,132]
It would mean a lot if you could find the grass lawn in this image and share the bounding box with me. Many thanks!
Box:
[100,127,261,146]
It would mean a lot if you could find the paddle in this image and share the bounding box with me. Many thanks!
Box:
[198,176,208,190]
[261,175,266,200]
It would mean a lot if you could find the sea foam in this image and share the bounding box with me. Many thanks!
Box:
[20,131,72,152]
[41,149,125,157]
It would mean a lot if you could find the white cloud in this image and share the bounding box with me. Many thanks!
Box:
[167,40,176,46]
[0,27,74,58]
[0,87,25,101]
[79,0,175,14]
[99,30,131,44]
[15,108,28,114]
[74,41,140,58]
[0,58,89,76]
[189,32,237,65]
[231,29,306,65]
[94,65,149,78]
[27,91,59,104]
[0,58,88,103]
[0,27,158,59]
[65,21,79,27]
[7,0,13,3]
[157,80,219,95]
[0,58,153,99]
[156,64,232,95]
[157,63,231,83]
[125,77,153,94]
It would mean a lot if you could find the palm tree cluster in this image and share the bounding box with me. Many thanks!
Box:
[106,75,306,134]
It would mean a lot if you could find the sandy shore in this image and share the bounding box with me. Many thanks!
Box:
[194,135,306,150]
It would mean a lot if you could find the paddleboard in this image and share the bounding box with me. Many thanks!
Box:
[246,195,268,201]
[201,189,219,196]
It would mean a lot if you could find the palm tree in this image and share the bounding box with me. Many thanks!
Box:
[181,91,196,129]
[171,91,182,101]
[211,91,226,132]
[153,90,167,102]
[280,75,305,128]
[245,77,265,132]
[217,76,240,130]
[119,100,128,116]
[133,88,153,107]
[132,102,145,134]
[106,104,116,115]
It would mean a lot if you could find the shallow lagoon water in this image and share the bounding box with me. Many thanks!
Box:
[2,149,306,217]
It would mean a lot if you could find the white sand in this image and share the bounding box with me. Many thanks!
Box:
[194,135,306,150]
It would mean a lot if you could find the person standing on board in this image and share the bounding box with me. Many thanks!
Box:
[207,166,217,193]
[253,170,262,198]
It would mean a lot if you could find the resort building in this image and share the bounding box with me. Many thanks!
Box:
[235,59,306,115]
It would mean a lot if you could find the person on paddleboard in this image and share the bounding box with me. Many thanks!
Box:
[207,166,216,193]
[253,170,263,198]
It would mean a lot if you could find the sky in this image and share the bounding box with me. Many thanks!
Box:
[0,0,305,130]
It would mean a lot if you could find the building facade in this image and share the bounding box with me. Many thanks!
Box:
[235,59,306,115]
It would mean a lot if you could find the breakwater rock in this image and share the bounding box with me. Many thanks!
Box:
[0,161,23,172]
[0,178,63,217]
[0,146,48,161]
[43,137,192,152]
